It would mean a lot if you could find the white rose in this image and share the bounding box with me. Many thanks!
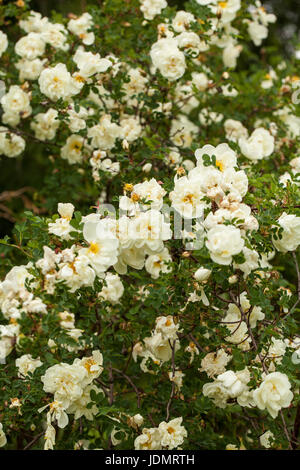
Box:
[140,0,167,21]
[19,11,49,33]
[272,212,300,252]
[195,143,237,172]
[68,13,95,45]
[194,267,211,282]
[144,332,178,363]
[0,31,8,58]
[155,315,180,341]
[15,58,46,81]
[150,38,186,81]
[15,354,43,377]
[1,85,32,125]
[15,32,45,59]
[145,248,172,279]
[224,119,248,142]
[158,417,187,450]
[38,63,80,101]
[206,225,244,265]
[58,203,75,220]
[30,108,59,141]
[169,175,209,219]
[191,72,210,91]
[217,369,249,397]
[199,108,224,127]
[172,10,195,32]
[88,114,120,150]
[73,47,111,78]
[248,21,268,46]
[134,427,162,450]
[170,115,197,148]
[99,272,124,304]
[176,32,201,53]
[223,42,242,69]
[260,430,274,449]
[0,128,25,157]
[239,128,274,161]
[41,22,68,50]
[200,349,232,378]
[119,116,142,142]
[61,135,84,165]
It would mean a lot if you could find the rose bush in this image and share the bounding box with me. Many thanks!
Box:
[0,0,299,451]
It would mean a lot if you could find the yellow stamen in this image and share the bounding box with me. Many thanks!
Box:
[124,183,133,192]
[167,426,175,434]
[84,359,96,373]
[216,160,224,172]
[88,242,100,254]
[183,194,194,204]
[131,193,140,202]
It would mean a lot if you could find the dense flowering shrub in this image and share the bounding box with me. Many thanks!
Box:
[0,0,299,451]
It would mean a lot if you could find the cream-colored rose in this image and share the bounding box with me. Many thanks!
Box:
[253,372,293,418]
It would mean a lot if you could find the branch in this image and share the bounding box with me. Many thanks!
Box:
[112,368,141,409]
[283,251,300,320]
[166,340,176,421]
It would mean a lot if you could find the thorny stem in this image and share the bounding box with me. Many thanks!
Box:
[166,339,176,421]
[112,368,141,409]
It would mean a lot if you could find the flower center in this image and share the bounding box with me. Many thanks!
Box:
[84,359,97,373]
[88,242,100,254]
[183,193,194,204]
[216,160,224,172]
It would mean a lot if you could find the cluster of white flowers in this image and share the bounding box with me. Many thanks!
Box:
[200,349,232,378]
[40,350,103,449]
[0,127,25,157]
[0,265,47,360]
[0,0,299,451]
[133,315,181,372]
[272,213,300,253]
[0,0,281,200]
[246,1,276,47]
[68,13,95,45]
[222,292,265,350]
[169,143,263,269]
[140,0,167,21]
[135,417,187,450]
[1,85,32,126]
[280,156,300,187]
[203,367,293,418]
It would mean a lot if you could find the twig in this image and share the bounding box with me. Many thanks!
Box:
[280,410,293,450]
[108,364,114,405]
[283,251,300,320]
[166,340,176,421]
[23,431,44,450]
[112,368,141,408]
